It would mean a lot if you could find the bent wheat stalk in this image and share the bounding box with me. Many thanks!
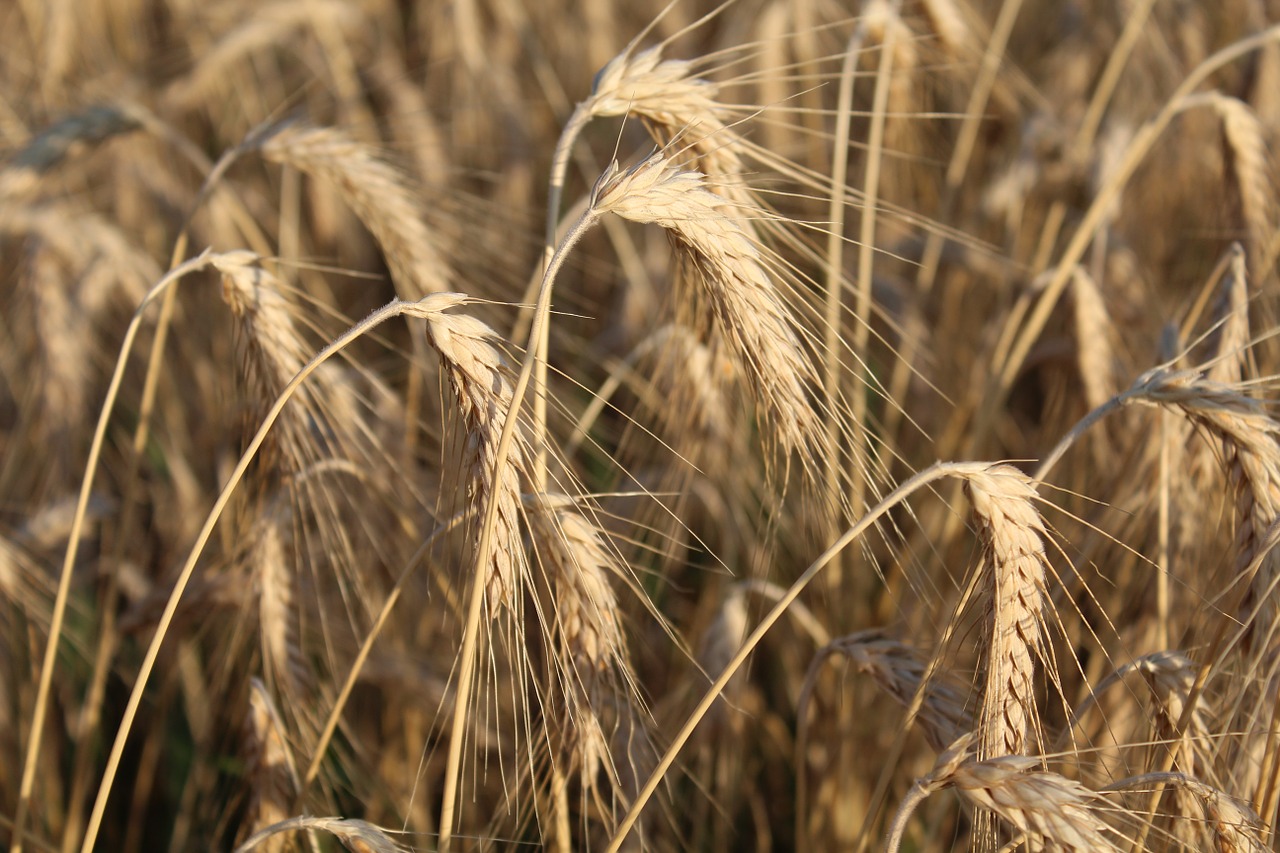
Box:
[604,461,1015,852]
[78,289,492,853]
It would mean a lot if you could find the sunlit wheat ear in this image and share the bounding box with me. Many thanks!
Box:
[963,465,1050,761]
[239,680,299,853]
[403,294,528,619]
[590,152,820,460]
[825,630,970,752]
[584,46,747,189]
[887,733,1124,853]
[258,122,450,299]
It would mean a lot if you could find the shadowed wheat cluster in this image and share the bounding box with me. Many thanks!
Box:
[2,0,1280,850]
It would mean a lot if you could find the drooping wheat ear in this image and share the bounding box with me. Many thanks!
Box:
[1181,93,1276,268]
[233,816,406,853]
[403,294,527,619]
[1104,772,1267,853]
[528,494,642,819]
[887,733,1123,853]
[0,204,162,307]
[216,252,305,399]
[215,251,327,478]
[26,243,91,445]
[948,757,1123,851]
[590,152,820,459]
[252,499,304,699]
[1128,368,1280,649]
[258,122,450,299]
[963,465,1050,761]
[826,630,970,752]
[1069,651,1214,783]
[584,47,747,191]
[0,104,140,201]
[240,680,299,853]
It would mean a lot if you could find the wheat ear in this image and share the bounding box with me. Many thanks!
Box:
[590,151,820,459]
[964,465,1050,761]
[258,122,449,299]
[407,295,528,619]
[886,733,1122,853]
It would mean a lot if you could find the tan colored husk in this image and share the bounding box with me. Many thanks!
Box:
[590,152,820,459]
[1129,368,1280,650]
[403,294,528,619]
[963,465,1049,761]
[891,734,1122,852]
[586,46,748,194]
[258,122,450,300]
[827,630,970,752]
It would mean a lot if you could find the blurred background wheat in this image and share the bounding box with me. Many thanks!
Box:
[2,0,1279,850]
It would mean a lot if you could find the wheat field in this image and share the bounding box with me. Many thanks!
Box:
[2,0,1280,850]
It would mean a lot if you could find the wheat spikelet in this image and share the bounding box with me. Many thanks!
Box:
[590,152,820,459]
[252,499,304,700]
[829,630,970,752]
[258,123,449,300]
[1105,772,1267,853]
[403,294,528,619]
[528,494,644,830]
[949,757,1121,851]
[963,465,1050,761]
[1066,266,1120,413]
[0,203,161,307]
[1207,245,1252,387]
[1074,651,1215,785]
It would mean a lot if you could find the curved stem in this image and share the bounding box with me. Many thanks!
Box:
[80,297,413,853]
[436,209,599,852]
[978,26,1280,451]
[604,461,986,852]
[883,780,932,853]
[9,250,215,853]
